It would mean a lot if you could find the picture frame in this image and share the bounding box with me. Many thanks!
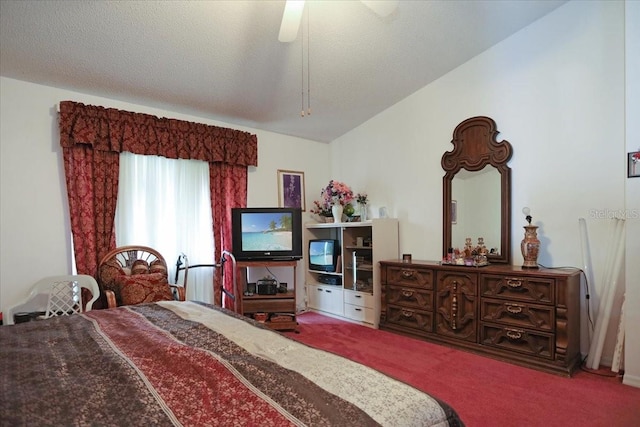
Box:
[451,200,457,224]
[628,152,640,178]
[277,170,306,210]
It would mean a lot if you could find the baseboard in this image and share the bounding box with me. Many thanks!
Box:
[622,372,640,389]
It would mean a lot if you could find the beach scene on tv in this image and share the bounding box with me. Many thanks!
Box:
[241,213,293,250]
[309,241,334,267]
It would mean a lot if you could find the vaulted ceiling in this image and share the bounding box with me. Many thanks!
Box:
[0,0,566,142]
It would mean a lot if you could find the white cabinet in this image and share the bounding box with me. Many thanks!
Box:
[307,284,343,316]
[304,219,399,328]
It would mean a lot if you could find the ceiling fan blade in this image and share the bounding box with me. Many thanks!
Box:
[278,0,305,43]
[360,0,398,17]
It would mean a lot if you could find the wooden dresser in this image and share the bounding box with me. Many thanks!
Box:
[379,260,581,376]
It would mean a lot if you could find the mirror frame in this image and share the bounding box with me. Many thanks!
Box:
[441,116,513,264]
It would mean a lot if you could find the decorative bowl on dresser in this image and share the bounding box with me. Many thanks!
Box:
[379,260,581,376]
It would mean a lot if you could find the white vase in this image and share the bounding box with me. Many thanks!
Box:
[332,204,343,223]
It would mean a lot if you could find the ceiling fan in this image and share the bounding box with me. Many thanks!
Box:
[278,0,398,42]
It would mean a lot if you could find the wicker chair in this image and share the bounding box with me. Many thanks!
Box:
[97,245,185,308]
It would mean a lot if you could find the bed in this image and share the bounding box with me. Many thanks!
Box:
[0,301,463,426]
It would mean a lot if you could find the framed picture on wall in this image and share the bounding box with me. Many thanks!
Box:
[277,170,306,210]
[451,200,457,224]
[628,152,640,178]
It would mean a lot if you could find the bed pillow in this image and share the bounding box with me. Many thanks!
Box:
[131,259,150,275]
[116,272,174,306]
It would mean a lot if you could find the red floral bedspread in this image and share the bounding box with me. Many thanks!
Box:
[0,302,462,426]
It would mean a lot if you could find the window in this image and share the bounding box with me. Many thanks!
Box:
[115,152,215,303]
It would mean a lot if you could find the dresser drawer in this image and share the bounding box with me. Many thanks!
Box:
[344,304,374,324]
[480,323,554,359]
[386,285,433,311]
[481,298,554,331]
[344,290,374,308]
[385,266,433,289]
[386,304,434,333]
[481,274,555,305]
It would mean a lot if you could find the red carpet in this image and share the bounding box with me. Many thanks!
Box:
[285,311,640,427]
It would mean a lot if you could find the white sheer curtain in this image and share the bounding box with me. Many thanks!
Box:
[115,152,215,303]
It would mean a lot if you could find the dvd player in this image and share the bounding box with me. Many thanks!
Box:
[318,275,341,286]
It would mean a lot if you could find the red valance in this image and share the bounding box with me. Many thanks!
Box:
[59,100,258,167]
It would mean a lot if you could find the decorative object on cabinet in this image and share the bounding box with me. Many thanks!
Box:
[304,219,399,328]
[310,179,355,222]
[324,180,354,205]
[380,260,581,376]
[520,207,540,268]
[277,169,306,210]
[331,204,344,223]
[310,199,333,220]
[628,151,640,178]
[356,192,368,221]
[442,116,513,265]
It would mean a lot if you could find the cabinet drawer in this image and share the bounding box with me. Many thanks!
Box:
[481,298,554,331]
[386,304,433,333]
[480,323,554,359]
[481,275,555,305]
[344,304,374,324]
[386,285,433,311]
[385,267,433,289]
[344,290,374,308]
[244,298,294,313]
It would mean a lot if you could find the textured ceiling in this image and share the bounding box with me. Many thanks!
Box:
[0,0,566,143]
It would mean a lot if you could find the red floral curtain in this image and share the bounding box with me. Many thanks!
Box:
[62,147,119,279]
[59,101,257,306]
[210,163,249,308]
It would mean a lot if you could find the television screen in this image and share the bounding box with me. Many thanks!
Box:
[308,239,339,272]
[231,207,302,261]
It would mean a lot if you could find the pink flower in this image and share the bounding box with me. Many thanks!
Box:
[322,180,354,206]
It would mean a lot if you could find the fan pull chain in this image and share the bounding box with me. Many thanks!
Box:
[306,2,311,116]
[300,2,310,117]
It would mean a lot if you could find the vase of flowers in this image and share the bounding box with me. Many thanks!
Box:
[311,180,354,222]
[310,200,332,222]
[356,192,368,221]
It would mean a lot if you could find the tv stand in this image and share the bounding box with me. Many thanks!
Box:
[236,260,298,332]
[304,219,399,328]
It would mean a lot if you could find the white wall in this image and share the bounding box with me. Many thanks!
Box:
[331,0,636,377]
[623,0,640,388]
[0,77,330,318]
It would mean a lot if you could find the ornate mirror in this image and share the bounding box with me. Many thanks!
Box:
[441,116,513,264]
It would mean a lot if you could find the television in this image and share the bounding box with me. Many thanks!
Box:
[308,239,340,272]
[231,207,302,261]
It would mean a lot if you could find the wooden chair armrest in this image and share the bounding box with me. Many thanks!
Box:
[104,289,117,309]
[170,284,186,301]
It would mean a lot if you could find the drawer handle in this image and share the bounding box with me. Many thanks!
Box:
[401,309,414,318]
[354,294,362,298]
[506,328,524,340]
[506,278,523,288]
[355,308,362,312]
[401,270,415,279]
[506,304,523,314]
[325,290,332,293]
[401,289,414,297]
